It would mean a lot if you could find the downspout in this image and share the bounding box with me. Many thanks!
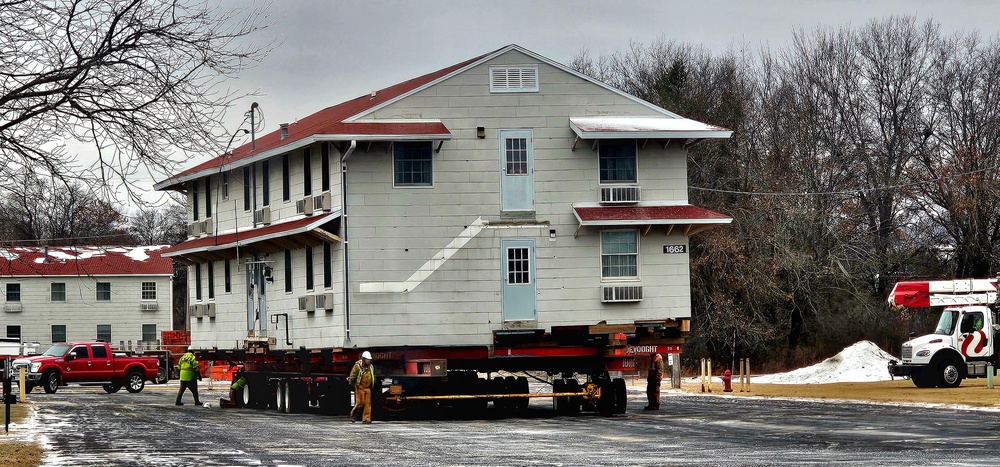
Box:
[341,140,357,346]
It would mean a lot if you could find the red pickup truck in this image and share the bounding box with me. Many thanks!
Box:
[13,341,160,394]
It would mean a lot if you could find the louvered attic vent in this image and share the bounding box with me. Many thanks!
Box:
[490,65,539,93]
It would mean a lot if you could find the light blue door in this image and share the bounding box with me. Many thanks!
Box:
[502,239,536,321]
[499,130,534,212]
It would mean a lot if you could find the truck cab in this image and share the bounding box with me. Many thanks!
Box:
[892,304,997,387]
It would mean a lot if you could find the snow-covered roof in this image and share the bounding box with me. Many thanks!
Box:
[0,246,173,277]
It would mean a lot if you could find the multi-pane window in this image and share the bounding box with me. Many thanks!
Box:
[222,172,229,200]
[303,148,313,195]
[282,154,291,202]
[262,160,270,206]
[6,283,20,302]
[208,261,215,299]
[393,142,433,186]
[506,247,531,285]
[599,140,637,183]
[601,230,639,279]
[6,325,20,339]
[96,282,112,301]
[52,325,67,343]
[195,264,202,300]
[505,138,529,175]
[305,245,314,291]
[284,249,293,293]
[192,178,200,221]
[51,282,66,301]
[321,143,331,192]
[243,167,251,211]
[224,259,232,293]
[141,324,156,342]
[323,242,332,289]
[97,325,112,343]
[141,282,156,300]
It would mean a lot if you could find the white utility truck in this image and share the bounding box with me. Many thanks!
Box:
[887,279,999,388]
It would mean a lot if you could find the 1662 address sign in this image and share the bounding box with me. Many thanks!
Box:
[663,245,687,254]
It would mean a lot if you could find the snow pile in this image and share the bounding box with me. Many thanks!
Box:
[752,341,896,384]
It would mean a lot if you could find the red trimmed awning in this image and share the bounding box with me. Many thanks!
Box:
[162,212,341,264]
[572,204,732,237]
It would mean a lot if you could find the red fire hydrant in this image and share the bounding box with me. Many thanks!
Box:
[722,369,733,392]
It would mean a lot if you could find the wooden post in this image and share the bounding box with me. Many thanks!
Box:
[707,359,713,393]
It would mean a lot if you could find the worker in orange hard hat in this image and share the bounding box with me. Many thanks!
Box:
[644,352,664,410]
[348,351,375,423]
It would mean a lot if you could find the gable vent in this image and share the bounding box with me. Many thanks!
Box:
[490,65,539,93]
[601,285,643,303]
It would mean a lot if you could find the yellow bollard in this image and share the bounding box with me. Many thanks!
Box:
[19,367,26,402]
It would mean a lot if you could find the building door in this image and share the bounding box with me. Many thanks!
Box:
[499,130,534,213]
[502,239,536,321]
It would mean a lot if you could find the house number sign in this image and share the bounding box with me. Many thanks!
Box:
[662,245,686,254]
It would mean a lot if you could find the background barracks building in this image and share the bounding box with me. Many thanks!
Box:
[155,44,732,352]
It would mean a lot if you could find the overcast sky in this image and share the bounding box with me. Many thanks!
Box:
[146,0,1000,203]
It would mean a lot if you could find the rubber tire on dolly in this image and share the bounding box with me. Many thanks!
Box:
[564,379,581,415]
[552,379,567,414]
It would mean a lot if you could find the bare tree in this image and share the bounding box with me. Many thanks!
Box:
[0,0,271,204]
[130,202,186,245]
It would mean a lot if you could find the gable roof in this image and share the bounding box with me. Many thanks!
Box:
[0,246,174,277]
[155,44,726,191]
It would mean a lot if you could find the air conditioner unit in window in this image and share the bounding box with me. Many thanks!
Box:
[4,303,22,313]
[601,285,643,303]
[201,218,214,235]
[206,303,216,318]
[599,186,641,204]
[190,304,204,318]
[298,295,316,312]
[254,206,271,225]
[296,196,314,216]
[140,303,158,312]
[313,192,332,212]
[187,221,204,237]
[315,292,335,311]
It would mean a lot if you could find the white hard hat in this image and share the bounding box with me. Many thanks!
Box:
[188,345,193,351]
[361,351,372,360]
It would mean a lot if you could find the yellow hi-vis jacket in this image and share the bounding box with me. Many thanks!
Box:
[178,352,198,381]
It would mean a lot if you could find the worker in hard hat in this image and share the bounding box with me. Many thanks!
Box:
[175,346,202,406]
[644,352,664,410]
[348,350,375,423]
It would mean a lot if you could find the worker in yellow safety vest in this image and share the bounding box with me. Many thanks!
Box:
[348,351,374,423]
[175,346,202,406]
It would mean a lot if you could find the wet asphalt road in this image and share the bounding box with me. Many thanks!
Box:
[13,382,1000,466]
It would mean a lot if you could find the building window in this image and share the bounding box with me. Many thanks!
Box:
[7,325,20,339]
[51,282,66,301]
[393,142,433,186]
[262,160,270,206]
[192,178,200,221]
[195,264,202,300]
[224,259,232,293]
[505,137,529,175]
[323,242,332,289]
[96,282,112,301]
[321,143,331,192]
[206,175,212,218]
[52,325,67,343]
[305,245,314,291]
[599,140,637,184]
[97,325,112,343]
[141,324,156,342]
[601,230,639,279]
[243,167,251,211]
[282,153,290,202]
[141,282,156,300]
[222,172,229,200]
[284,249,293,293]
[208,261,215,299]
[6,283,20,302]
[489,65,539,93]
[303,148,312,195]
[506,247,531,285]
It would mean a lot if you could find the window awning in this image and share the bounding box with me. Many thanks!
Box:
[162,211,341,264]
[569,116,732,140]
[572,203,732,237]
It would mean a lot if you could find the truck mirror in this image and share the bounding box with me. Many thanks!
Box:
[66,354,76,361]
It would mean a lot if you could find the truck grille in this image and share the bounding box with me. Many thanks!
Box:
[901,346,912,360]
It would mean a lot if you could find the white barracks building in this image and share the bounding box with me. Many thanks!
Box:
[155,45,732,351]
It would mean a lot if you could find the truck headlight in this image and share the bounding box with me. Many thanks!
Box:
[29,362,41,372]
[915,350,930,357]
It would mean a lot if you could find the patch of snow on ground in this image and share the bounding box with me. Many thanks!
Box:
[752,340,896,384]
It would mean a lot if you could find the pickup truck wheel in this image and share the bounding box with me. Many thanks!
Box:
[156,364,169,384]
[102,383,122,394]
[23,384,34,394]
[125,370,146,393]
[43,371,60,394]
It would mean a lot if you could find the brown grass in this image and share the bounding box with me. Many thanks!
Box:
[0,402,42,467]
[682,377,1000,408]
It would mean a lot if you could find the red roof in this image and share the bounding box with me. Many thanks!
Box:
[157,48,500,190]
[161,212,340,256]
[573,205,732,225]
[0,246,174,277]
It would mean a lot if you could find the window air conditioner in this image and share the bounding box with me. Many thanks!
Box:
[601,285,643,303]
[298,295,316,312]
[599,186,641,204]
[313,192,332,212]
[254,206,271,225]
[296,196,314,216]
[140,303,158,312]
